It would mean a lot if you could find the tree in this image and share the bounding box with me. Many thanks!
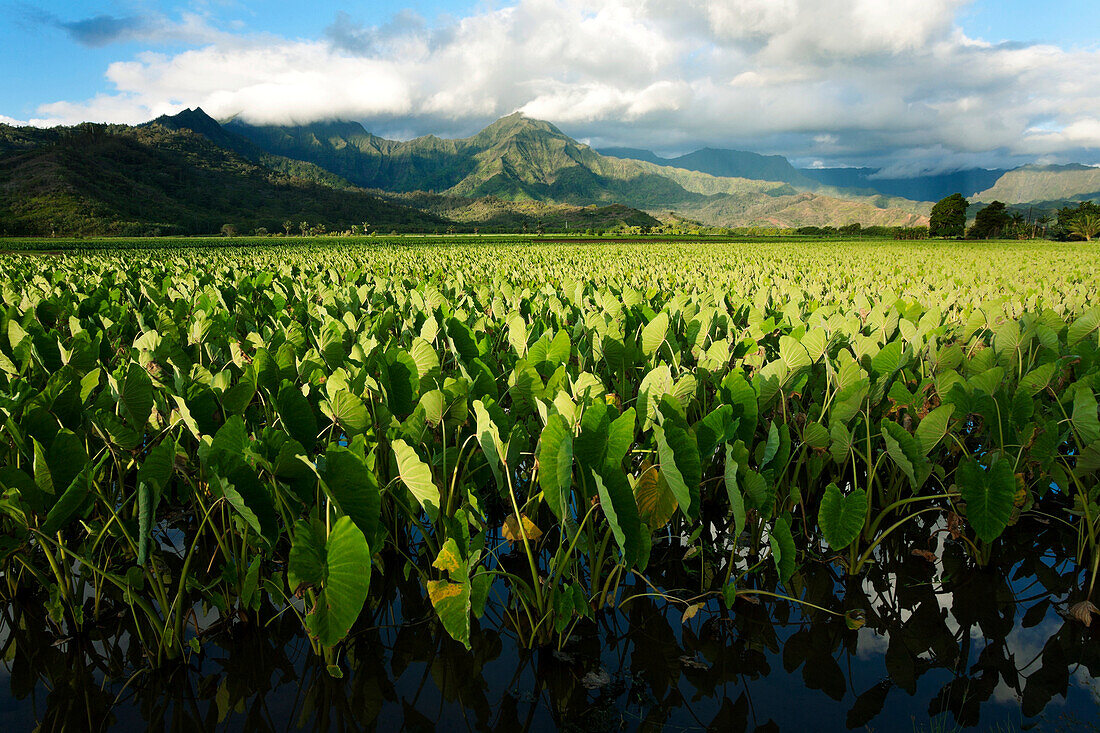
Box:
[1057,201,1100,241]
[929,193,968,237]
[220,223,237,237]
[299,221,309,236]
[283,220,293,236]
[967,201,1010,239]
[1069,213,1100,242]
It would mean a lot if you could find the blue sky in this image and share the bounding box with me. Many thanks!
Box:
[1,1,475,118]
[2,1,1099,172]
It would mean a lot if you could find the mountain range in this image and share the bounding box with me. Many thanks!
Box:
[2,107,1097,237]
[225,112,928,227]
[601,146,1100,208]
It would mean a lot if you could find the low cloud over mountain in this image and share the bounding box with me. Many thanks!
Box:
[6,1,1100,172]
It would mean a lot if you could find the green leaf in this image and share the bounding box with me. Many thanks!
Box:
[831,379,869,425]
[1067,306,1100,346]
[871,341,904,377]
[471,573,492,619]
[41,468,91,534]
[592,467,642,567]
[641,311,669,357]
[957,458,1015,542]
[802,421,830,450]
[287,519,326,589]
[915,404,955,455]
[220,377,256,416]
[724,444,746,541]
[506,314,528,356]
[761,421,780,466]
[32,438,54,496]
[829,421,852,463]
[241,556,261,609]
[574,401,610,470]
[132,485,157,567]
[817,483,867,550]
[408,338,439,379]
[779,335,811,374]
[277,383,317,450]
[637,364,673,430]
[1072,388,1100,446]
[655,401,701,520]
[210,415,247,458]
[289,517,372,649]
[226,466,278,544]
[472,400,506,493]
[214,481,262,537]
[993,320,1020,358]
[741,469,775,520]
[546,329,571,366]
[695,404,734,460]
[1018,362,1056,396]
[427,579,472,649]
[605,407,635,468]
[136,439,175,566]
[384,349,420,418]
[48,430,87,493]
[881,419,930,490]
[121,362,153,429]
[769,516,796,584]
[538,413,573,521]
[392,439,439,520]
[321,447,381,546]
[138,439,176,492]
[328,390,369,436]
[721,370,757,446]
[318,320,346,367]
[446,317,480,361]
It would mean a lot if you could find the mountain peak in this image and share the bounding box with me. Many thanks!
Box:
[474,112,566,144]
[150,107,219,129]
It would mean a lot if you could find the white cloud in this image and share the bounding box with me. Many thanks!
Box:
[15,0,1100,169]
[0,113,64,128]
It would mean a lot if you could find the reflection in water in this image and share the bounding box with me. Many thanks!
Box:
[1,517,1098,731]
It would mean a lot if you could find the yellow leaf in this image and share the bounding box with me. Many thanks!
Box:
[1013,473,1029,507]
[633,461,677,529]
[681,602,704,625]
[432,538,464,575]
[502,513,542,545]
[844,609,866,630]
[1069,600,1098,627]
[427,579,464,605]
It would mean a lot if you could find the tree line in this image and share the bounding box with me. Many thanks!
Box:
[928,193,1099,241]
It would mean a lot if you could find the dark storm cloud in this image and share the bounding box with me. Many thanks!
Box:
[59,14,149,47]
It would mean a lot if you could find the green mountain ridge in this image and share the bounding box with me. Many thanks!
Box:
[0,121,446,236]
[147,108,361,190]
[230,112,928,227]
[973,164,1100,204]
[600,145,815,187]
[382,192,659,232]
[0,111,661,236]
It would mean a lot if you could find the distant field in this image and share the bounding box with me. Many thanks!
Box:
[2,233,803,251]
[1,236,1094,314]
